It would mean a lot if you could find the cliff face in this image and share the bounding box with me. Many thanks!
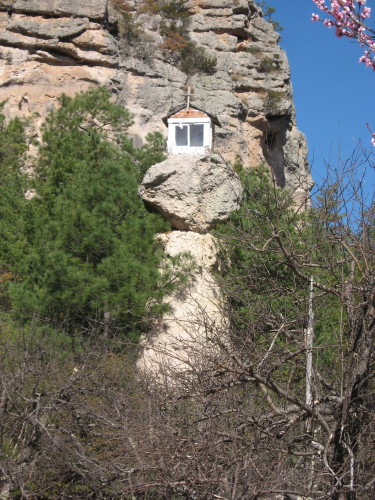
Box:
[0,0,311,199]
[0,0,115,133]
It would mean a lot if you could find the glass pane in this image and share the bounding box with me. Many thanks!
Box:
[175,125,188,146]
[190,124,204,147]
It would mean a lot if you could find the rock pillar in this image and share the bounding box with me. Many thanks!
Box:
[137,153,243,378]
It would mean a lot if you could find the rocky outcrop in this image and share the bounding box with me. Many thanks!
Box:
[0,0,314,377]
[139,153,243,233]
[0,0,312,196]
[138,231,226,377]
[0,0,117,127]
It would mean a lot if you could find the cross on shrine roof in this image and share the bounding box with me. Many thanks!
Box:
[162,86,221,126]
[184,86,194,110]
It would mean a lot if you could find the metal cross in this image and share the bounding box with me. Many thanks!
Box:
[184,86,194,110]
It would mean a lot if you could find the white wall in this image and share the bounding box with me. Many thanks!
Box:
[167,117,212,154]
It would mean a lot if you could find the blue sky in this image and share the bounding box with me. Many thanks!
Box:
[269,0,374,188]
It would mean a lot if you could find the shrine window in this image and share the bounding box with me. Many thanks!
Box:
[175,125,188,146]
[175,124,204,148]
[190,124,204,147]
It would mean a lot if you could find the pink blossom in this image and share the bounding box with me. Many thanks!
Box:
[312,1,375,145]
[311,0,375,71]
[361,7,371,19]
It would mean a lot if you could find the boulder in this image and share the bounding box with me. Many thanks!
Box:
[139,153,243,233]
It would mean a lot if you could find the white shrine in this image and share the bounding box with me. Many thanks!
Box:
[163,88,220,154]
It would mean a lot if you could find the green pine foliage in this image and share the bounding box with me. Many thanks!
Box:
[0,105,29,307]
[180,41,217,75]
[122,131,167,180]
[5,88,170,339]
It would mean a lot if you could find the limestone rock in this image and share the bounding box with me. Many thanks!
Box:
[284,127,314,208]
[157,231,219,271]
[10,0,107,20]
[6,15,90,40]
[0,29,116,66]
[73,29,117,54]
[139,154,243,233]
[138,231,226,377]
[0,4,118,127]
[113,0,311,195]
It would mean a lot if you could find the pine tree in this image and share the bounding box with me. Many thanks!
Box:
[0,105,28,307]
[8,88,170,338]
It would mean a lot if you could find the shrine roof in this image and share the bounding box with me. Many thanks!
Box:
[170,108,208,119]
[163,106,221,126]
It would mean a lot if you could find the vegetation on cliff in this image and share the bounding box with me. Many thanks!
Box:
[113,0,217,75]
